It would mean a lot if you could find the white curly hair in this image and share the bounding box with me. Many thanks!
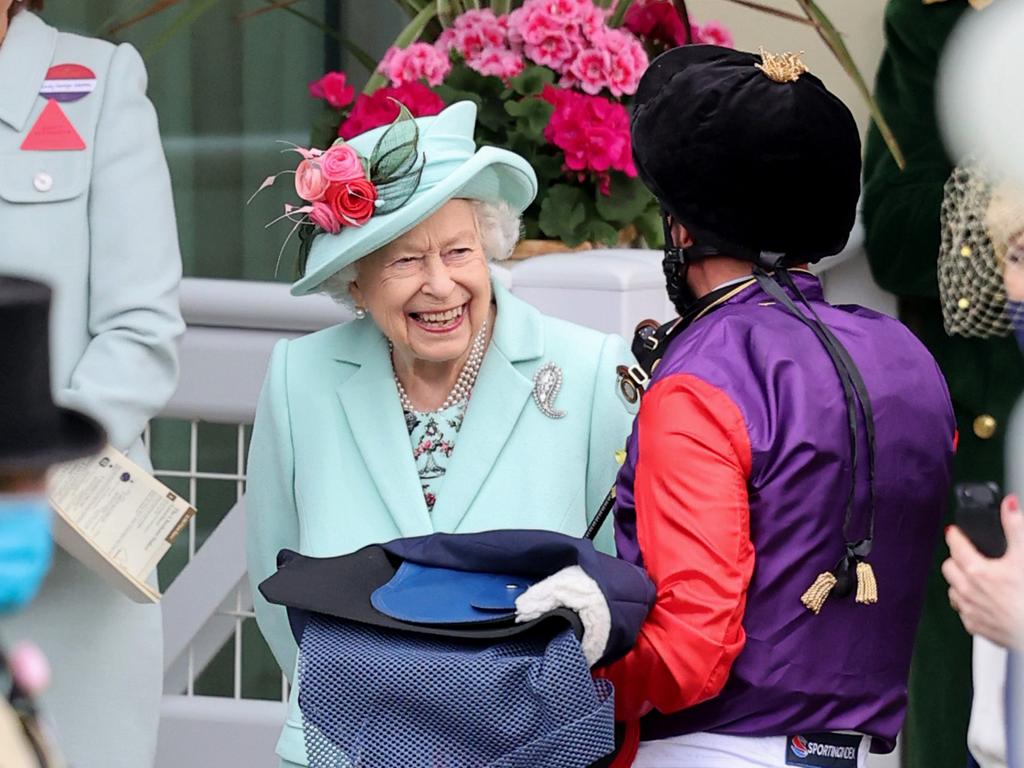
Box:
[320,199,521,309]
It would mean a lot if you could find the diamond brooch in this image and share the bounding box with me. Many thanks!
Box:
[532,362,566,419]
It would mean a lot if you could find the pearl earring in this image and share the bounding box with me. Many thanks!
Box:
[354,306,366,320]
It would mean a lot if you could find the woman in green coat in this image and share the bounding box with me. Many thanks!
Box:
[245,101,637,767]
[863,1,1024,766]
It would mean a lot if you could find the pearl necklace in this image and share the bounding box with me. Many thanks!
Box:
[392,319,488,414]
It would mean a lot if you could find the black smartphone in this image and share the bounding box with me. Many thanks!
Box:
[954,481,1008,558]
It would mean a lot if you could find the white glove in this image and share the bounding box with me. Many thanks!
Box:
[515,565,611,667]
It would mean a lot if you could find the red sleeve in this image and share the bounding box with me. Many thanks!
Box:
[599,373,755,721]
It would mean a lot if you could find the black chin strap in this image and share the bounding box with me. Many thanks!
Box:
[752,265,879,610]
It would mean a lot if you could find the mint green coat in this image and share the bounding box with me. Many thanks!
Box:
[0,12,183,768]
[246,280,637,766]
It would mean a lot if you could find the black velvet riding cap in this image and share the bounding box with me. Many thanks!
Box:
[631,45,862,265]
[0,276,105,472]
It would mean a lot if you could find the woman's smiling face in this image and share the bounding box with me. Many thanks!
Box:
[349,199,492,366]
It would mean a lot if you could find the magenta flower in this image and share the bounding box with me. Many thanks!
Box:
[623,0,688,46]
[338,83,445,140]
[541,85,636,184]
[308,71,355,109]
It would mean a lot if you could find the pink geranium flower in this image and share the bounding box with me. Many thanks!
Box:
[568,47,611,95]
[467,47,525,80]
[594,27,648,97]
[692,20,734,48]
[508,0,585,71]
[338,83,445,140]
[379,43,452,87]
[437,8,508,60]
[308,71,355,109]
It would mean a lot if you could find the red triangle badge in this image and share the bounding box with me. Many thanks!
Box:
[20,100,86,151]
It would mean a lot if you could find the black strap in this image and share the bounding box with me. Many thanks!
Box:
[754,269,877,554]
[776,269,877,545]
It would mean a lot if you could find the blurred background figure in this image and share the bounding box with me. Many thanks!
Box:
[0,275,106,767]
[0,1,184,765]
[861,2,1024,766]
[938,3,1024,764]
[937,164,1024,768]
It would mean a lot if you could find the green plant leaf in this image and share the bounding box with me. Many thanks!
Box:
[437,0,457,27]
[793,0,905,170]
[505,98,554,142]
[434,84,482,108]
[392,0,428,16]
[364,3,439,94]
[634,203,665,249]
[607,0,636,28]
[539,184,589,245]
[309,106,344,150]
[595,174,652,226]
[585,219,621,246]
[490,0,512,14]
[507,66,556,97]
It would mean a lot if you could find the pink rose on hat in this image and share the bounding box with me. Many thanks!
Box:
[308,201,341,235]
[320,143,366,183]
[294,159,330,202]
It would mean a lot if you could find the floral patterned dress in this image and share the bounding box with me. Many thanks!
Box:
[404,402,467,513]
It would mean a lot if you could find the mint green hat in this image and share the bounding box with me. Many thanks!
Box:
[291,101,538,296]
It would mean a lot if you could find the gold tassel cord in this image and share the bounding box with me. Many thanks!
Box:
[800,571,837,614]
[855,561,879,605]
[756,48,808,84]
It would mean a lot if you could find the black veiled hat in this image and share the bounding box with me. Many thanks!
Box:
[631,45,861,265]
[0,276,105,472]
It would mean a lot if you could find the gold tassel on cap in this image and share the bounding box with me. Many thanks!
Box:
[855,561,879,605]
[800,571,837,615]
[756,48,808,84]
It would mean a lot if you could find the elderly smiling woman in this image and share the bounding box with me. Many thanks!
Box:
[246,101,637,767]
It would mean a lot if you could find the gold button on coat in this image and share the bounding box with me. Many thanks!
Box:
[973,414,997,439]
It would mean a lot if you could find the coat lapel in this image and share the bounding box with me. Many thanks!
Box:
[0,13,56,132]
[335,321,433,538]
[430,282,544,532]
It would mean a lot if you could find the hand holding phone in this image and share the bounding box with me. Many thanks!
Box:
[954,481,1009,558]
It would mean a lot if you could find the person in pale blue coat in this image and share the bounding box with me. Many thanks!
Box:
[0,4,184,767]
[246,101,637,767]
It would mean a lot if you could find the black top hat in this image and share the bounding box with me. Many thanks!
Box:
[631,45,861,265]
[0,276,105,473]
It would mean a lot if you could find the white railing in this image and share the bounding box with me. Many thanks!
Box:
[154,235,900,767]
